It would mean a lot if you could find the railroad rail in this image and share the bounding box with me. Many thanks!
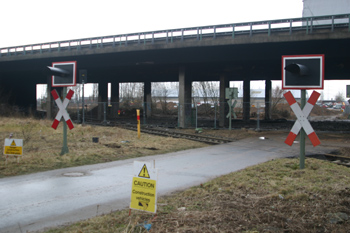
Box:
[324,154,350,167]
[123,125,234,145]
[89,121,234,145]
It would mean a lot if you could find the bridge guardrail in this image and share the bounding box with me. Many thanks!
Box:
[1,14,349,57]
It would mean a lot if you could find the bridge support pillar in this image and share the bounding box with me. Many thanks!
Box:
[144,81,152,118]
[111,82,119,118]
[98,81,108,121]
[265,80,272,120]
[46,76,53,120]
[178,66,192,128]
[219,74,229,128]
[243,79,251,122]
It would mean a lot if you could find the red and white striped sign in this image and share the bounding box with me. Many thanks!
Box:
[51,89,74,130]
[284,91,320,147]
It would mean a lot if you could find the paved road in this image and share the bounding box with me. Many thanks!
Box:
[0,135,336,233]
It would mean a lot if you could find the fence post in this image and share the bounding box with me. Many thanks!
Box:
[103,102,107,125]
[256,103,260,131]
[195,104,198,129]
[214,103,217,129]
[77,102,80,123]
[137,109,141,138]
[143,102,146,125]
[177,103,180,128]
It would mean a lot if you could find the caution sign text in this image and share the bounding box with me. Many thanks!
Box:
[130,177,157,213]
[4,139,23,156]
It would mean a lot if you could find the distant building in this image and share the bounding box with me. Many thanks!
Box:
[303,0,350,17]
[303,0,350,24]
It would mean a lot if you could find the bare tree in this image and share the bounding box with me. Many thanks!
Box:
[70,84,81,102]
[152,82,168,113]
[271,86,285,109]
[192,81,219,114]
[152,82,178,114]
[335,92,345,102]
[92,83,98,102]
[271,86,288,118]
[120,83,144,109]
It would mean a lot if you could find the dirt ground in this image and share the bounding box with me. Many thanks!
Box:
[47,151,350,233]
[176,127,350,157]
[2,117,350,232]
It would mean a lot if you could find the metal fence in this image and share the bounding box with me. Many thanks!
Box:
[57,99,349,130]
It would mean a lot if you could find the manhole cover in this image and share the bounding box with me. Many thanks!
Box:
[63,172,85,177]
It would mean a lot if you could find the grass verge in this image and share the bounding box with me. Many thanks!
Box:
[46,158,350,232]
[0,117,207,178]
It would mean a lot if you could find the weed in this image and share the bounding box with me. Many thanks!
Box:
[0,117,207,177]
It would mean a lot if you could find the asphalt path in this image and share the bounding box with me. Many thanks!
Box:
[0,135,336,233]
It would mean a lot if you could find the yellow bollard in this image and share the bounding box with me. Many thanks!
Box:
[137,109,141,138]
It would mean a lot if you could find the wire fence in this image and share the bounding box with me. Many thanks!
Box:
[41,99,350,129]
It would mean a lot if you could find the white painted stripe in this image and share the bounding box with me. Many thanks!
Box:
[290,120,302,135]
[303,102,313,116]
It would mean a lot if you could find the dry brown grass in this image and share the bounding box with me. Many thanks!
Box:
[0,117,207,177]
[46,158,350,233]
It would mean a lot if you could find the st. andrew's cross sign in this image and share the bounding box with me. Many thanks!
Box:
[45,61,77,155]
[282,54,324,169]
[51,89,75,130]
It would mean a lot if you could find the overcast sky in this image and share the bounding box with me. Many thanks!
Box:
[1,0,348,101]
[0,0,304,48]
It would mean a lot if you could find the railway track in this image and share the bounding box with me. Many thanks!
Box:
[124,125,234,144]
[324,154,350,167]
[89,121,234,145]
[85,121,350,166]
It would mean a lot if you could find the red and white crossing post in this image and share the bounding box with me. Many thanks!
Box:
[51,89,75,130]
[284,91,321,147]
[282,54,324,169]
[47,61,77,155]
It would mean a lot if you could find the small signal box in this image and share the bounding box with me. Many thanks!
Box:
[282,55,324,90]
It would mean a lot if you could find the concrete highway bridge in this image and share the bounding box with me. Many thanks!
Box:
[0,13,350,127]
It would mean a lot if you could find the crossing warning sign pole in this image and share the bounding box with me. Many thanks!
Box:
[45,61,77,155]
[284,90,321,168]
[51,87,75,155]
[282,54,324,169]
[284,91,321,147]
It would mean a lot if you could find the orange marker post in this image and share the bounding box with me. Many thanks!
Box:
[137,109,141,138]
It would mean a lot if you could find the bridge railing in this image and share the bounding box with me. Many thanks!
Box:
[1,13,349,57]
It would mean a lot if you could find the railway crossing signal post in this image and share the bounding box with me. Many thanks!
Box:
[46,61,77,155]
[282,55,324,169]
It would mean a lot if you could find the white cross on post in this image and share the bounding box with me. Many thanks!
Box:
[51,89,74,130]
[284,90,320,147]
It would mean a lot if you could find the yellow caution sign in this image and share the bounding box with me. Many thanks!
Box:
[130,177,157,213]
[138,164,150,178]
[4,139,23,156]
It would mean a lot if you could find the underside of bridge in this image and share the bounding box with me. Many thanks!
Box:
[1,29,350,127]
